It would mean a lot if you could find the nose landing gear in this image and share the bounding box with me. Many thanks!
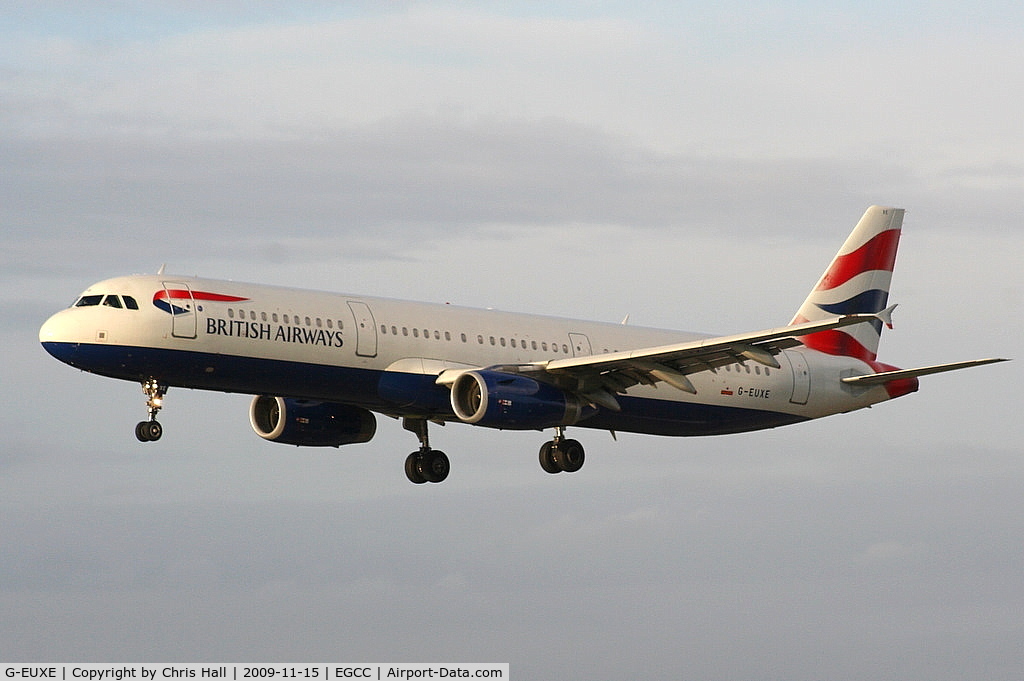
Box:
[135,378,167,442]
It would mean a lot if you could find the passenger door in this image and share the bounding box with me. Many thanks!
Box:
[162,282,197,339]
[347,300,378,357]
[786,349,810,405]
[569,333,592,357]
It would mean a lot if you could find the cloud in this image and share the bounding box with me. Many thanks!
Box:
[3,4,1022,677]
[4,3,1023,171]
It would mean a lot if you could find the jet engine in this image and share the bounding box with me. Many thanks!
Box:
[249,396,376,447]
[449,370,592,429]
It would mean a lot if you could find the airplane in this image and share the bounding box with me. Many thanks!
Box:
[39,206,1006,483]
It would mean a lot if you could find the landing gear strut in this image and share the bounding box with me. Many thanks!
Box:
[539,427,585,474]
[135,378,167,442]
[403,417,450,484]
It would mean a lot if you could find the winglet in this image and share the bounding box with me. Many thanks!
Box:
[877,303,897,329]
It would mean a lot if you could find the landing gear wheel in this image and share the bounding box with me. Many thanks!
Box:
[539,441,560,474]
[401,418,451,484]
[552,438,585,473]
[405,452,428,484]
[419,450,450,483]
[405,449,449,484]
[135,420,163,442]
[137,379,168,443]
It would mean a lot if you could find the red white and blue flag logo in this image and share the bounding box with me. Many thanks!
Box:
[153,289,249,315]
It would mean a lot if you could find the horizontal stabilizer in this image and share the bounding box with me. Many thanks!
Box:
[841,358,1009,385]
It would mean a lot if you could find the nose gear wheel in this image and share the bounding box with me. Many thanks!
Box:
[136,378,167,442]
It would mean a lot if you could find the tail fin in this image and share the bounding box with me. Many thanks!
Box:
[790,206,904,362]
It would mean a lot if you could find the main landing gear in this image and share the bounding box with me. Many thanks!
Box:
[401,420,587,483]
[538,427,585,474]
[135,378,167,442]
[403,417,450,484]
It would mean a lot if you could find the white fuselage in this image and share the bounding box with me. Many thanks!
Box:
[40,274,893,438]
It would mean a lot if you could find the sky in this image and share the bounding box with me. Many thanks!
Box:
[1,2,1022,678]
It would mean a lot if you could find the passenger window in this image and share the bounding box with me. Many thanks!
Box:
[102,295,122,308]
[392,326,398,335]
[413,328,419,338]
[461,333,467,343]
[228,309,235,318]
[123,296,139,310]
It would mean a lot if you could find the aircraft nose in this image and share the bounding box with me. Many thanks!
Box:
[39,309,66,344]
[39,309,80,363]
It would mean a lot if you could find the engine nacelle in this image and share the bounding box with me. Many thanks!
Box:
[449,370,591,430]
[249,396,376,447]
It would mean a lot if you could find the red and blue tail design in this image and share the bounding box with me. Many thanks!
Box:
[790,206,904,362]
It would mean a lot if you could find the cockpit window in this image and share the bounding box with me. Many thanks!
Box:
[73,293,139,310]
[75,295,103,307]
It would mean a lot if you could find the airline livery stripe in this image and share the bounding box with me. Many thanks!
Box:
[798,327,877,363]
[816,229,901,291]
[814,289,890,317]
[154,289,250,303]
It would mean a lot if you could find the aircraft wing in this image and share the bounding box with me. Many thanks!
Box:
[518,313,885,411]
